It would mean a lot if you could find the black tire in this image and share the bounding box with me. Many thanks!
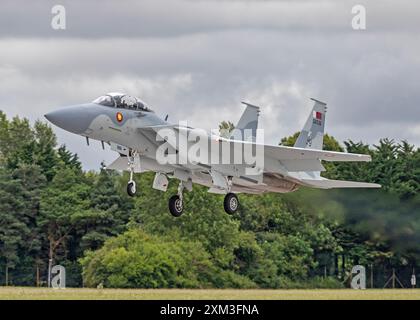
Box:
[168,195,184,217]
[224,193,239,214]
[127,181,136,197]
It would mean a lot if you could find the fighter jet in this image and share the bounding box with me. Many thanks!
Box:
[45,92,380,217]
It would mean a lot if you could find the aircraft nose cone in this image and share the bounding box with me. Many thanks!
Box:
[44,109,72,130]
[44,104,94,134]
[44,111,58,123]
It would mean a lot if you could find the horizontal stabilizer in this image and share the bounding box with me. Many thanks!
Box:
[301,178,381,189]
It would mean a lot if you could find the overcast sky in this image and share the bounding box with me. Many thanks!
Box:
[1,0,419,170]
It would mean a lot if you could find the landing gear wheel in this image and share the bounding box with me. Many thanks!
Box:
[169,195,184,217]
[224,193,239,214]
[127,181,136,197]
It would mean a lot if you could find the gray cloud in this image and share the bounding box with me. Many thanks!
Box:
[0,0,418,169]
[1,0,420,38]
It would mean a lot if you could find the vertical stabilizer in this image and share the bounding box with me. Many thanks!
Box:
[230,101,260,141]
[294,98,327,150]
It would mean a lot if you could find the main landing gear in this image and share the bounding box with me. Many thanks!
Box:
[168,181,186,217]
[125,156,239,216]
[168,195,183,217]
[168,181,239,217]
[223,177,239,215]
[223,192,239,215]
[166,176,239,217]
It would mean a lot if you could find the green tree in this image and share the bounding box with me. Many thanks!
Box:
[74,164,133,253]
[2,116,35,170]
[219,121,235,138]
[0,164,46,284]
[57,145,82,173]
[39,166,93,266]
[33,121,58,181]
[279,132,343,152]
[0,168,26,281]
[81,229,226,288]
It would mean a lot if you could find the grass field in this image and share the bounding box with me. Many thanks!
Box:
[0,287,419,300]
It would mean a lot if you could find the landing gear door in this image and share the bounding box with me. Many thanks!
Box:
[153,172,169,192]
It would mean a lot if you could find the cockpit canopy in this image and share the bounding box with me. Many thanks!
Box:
[92,93,153,112]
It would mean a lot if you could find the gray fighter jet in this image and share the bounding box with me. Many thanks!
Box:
[45,92,380,217]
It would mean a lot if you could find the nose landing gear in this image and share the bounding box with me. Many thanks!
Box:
[126,150,139,197]
[127,180,136,197]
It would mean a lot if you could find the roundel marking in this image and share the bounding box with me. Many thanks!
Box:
[116,112,123,123]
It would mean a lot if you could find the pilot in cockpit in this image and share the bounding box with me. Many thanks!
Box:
[92,93,153,112]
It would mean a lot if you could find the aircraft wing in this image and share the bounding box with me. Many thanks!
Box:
[218,138,371,162]
[216,139,372,173]
[262,143,372,162]
[138,127,372,163]
[300,178,381,189]
[133,126,372,173]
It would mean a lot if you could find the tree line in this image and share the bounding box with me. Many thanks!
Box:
[0,111,419,288]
